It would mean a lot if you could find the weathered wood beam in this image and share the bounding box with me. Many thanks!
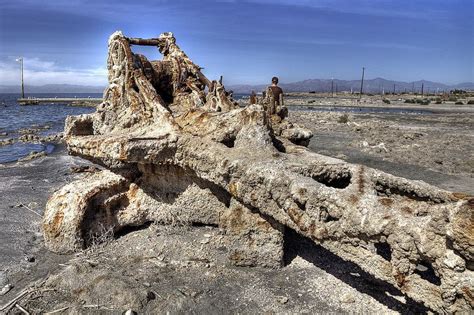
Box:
[127,37,163,46]
[196,71,212,89]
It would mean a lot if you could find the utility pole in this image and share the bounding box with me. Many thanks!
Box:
[412,82,415,94]
[393,84,396,94]
[331,78,334,97]
[421,83,424,96]
[16,57,25,98]
[359,67,365,100]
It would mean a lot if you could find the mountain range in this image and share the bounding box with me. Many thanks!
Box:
[227,78,474,94]
[1,79,473,94]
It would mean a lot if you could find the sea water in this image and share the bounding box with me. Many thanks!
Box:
[0,93,97,163]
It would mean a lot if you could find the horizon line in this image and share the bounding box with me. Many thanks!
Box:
[1,77,473,88]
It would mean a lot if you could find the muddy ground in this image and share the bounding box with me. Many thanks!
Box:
[1,98,473,314]
[2,214,427,314]
[1,149,425,314]
[0,146,97,272]
[287,103,474,195]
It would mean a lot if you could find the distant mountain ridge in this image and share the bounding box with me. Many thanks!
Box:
[228,78,474,94]
[1,79,473,94]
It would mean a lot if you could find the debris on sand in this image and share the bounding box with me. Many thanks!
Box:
[69,165,101,174]
[0,284,13,296]
[0,138,14,147]
[18,151,47,162]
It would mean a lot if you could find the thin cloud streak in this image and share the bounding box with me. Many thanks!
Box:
[0,57,107,86]
[0,0,180,22]
[241,0,467,20]
[0,0,457,21]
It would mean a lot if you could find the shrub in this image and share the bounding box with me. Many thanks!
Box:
[455,101,464,105]
[382,99,390,104]
[448,96,458,102]
[467,100,474,104]
[338,114,349,123]
[404,99,415,104]
[86,223,115,253]
[413,98,430,105]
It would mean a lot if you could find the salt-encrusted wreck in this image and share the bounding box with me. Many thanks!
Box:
[43,31,473,313]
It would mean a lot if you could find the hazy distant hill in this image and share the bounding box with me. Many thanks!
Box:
[0,84,105,94]
[228,78,474,94]
[1,79,473,94]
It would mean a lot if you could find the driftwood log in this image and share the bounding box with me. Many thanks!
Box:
[42,31,473,313]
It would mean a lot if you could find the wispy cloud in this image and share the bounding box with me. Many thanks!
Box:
[241,0,466,20]
[15,57,56,71]
[0,0,420,20]
[2,0,469,22]
[272,38,429,51]
[0,57,107,86]
[0,0,179,22]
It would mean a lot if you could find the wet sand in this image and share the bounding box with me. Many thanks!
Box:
[0,145,97,272]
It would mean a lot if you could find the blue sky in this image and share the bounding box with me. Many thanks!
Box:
[0,0,472,86]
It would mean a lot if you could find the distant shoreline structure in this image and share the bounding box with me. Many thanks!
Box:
[17,97,102,107]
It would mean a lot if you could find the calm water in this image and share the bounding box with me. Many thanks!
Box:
[0,93,98,163]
